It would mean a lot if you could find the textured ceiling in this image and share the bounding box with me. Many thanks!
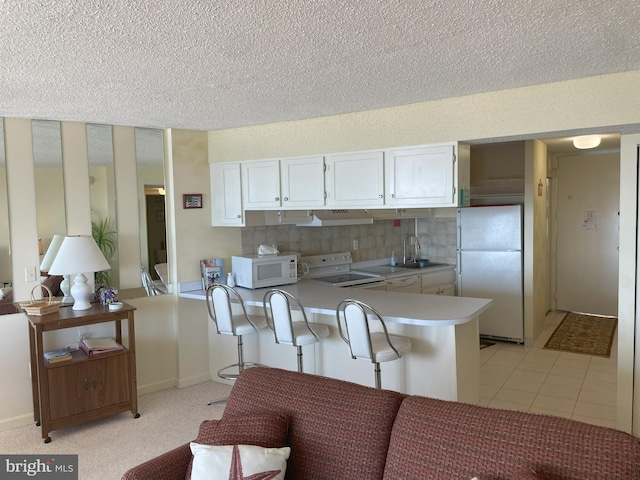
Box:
[1,0,639,132]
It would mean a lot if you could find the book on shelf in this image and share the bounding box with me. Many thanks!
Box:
[200,258,223,290]
[80,337,124,356]
[44,347,72,363]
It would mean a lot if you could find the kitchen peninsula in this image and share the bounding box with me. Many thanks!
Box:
[180,281,492,403]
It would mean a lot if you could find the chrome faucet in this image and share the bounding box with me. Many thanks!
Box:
[403,234,421,264]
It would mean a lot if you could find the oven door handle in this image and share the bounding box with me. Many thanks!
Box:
[350,280,388,289]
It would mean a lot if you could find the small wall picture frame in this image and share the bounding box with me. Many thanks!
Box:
[183,194,203,209]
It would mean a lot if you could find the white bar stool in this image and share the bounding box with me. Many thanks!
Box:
[206,283,267,404]
[263,289,330,373]
[336,298,411,389]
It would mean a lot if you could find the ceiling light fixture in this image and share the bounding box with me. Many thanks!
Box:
[573,135,601,149]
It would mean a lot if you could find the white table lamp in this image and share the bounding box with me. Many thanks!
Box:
[40,234,74,304]
[48,236,111,310]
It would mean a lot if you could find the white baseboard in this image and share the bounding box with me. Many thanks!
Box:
[136,379,177,396]
[0,413,35,433]
[177,373,213,389]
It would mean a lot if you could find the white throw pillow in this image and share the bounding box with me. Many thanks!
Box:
[190,442,291,480]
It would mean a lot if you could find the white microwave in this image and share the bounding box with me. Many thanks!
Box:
[232,254,298,289]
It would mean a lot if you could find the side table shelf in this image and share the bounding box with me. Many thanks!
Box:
[27,303,139,443]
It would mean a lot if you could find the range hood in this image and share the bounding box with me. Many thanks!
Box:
[296,209,373,226]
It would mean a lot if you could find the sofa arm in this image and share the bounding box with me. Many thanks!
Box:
[121,443,192,480]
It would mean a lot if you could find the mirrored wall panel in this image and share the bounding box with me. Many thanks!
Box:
[135,128,168,294]
[87,124,118,288]
[0,119,12,294]
[33,119,67,273]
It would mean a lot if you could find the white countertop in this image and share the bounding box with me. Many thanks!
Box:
[180,279,492,327]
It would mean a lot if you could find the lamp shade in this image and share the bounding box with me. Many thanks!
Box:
[40,234,65,272]
[48,236,111,276]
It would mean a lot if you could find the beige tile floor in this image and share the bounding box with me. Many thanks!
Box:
[479,310,618,429]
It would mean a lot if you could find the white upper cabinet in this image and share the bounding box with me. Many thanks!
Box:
[326,151,384,207]
[385,144,457,206]
[280,156,325,208]
[242,159,281,209]
[211,162,244,226]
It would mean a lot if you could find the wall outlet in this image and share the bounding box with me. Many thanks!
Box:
[352,240,358,250]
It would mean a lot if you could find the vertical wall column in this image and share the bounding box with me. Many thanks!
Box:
[60,121,91,236]
[113,126,142,289]
[4,118,39,300]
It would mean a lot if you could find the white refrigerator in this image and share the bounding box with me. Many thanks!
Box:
[457,205,524,343]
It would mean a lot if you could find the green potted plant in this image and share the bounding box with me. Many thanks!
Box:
[91,213,117,287]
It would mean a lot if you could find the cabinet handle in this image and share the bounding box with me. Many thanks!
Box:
[378,194,383,199]
[84,378,89,391]
[389,193,395,198]
[236,214,241,218]
[275,197,280,201]
[283,197,289,202]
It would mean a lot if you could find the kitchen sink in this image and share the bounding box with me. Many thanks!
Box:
[397,261,449,269]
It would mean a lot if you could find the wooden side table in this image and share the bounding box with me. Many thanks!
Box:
[27,302,139,443]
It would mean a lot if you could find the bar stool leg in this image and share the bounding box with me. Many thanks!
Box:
[237,335,244,372]
[296,346,304,373]
[374,363,382,389]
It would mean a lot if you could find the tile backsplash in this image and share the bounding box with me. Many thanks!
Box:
[241,217,458,265]
[416,217,458,265]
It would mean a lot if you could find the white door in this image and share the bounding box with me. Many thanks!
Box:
[325,151,384,206]
[210,163,243,226]
[385,144,455,206]
[459,250,524,342]
[280,156,325,208]
[555,152,619,316]
[242,159,281,209]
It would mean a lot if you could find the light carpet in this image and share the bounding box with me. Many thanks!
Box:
[0,381,232,480]
[543,311,617,357]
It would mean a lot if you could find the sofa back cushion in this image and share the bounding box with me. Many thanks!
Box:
[223,367,405,480]
[383,395,640,480]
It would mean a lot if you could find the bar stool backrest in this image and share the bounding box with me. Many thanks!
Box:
[206,283,248,335]
[269,291,295,344]
[336,299,401,362]
[263,289,320,346]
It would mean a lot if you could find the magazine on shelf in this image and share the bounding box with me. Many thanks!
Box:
[80,337,124,356]
[200,258,223,290]
[44,347,72,363]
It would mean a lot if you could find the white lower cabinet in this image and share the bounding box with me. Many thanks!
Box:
[385,274,422,293]
[421,269,456,296]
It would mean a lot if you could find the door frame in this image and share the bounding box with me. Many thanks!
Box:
[619,133,640,435]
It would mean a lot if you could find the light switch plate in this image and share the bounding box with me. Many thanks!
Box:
[24,266,37,282]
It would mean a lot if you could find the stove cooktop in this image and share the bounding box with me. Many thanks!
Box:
[313,273,384,287]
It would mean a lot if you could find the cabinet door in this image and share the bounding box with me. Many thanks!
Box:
[242,159,281,209]
[281,156,325,208]
[48,355,130,420]
[326,151,384,206]
[211,163,244,226]
[385,145,456,206]
[439,284,456,296]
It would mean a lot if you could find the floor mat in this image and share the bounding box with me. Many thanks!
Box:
[543,311,617,357]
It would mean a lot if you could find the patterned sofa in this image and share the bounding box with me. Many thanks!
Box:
[122,367,640,480]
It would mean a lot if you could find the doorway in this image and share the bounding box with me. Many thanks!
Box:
[144,188,167,282]
[553,152,620,316]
